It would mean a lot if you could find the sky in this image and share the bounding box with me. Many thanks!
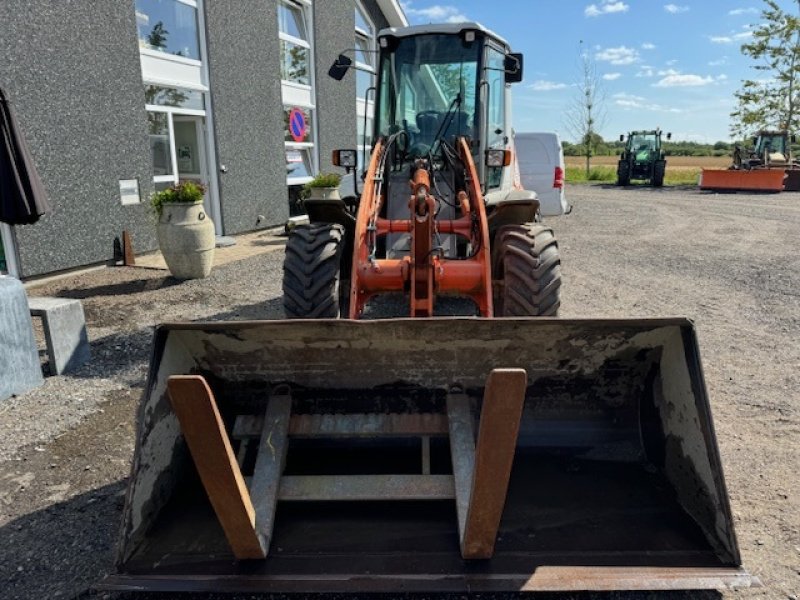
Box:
[398,0,794,143]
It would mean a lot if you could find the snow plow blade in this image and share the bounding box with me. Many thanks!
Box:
[105,318,755,593]
[699,168,785,192]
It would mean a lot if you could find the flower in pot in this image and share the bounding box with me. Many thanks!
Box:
[302,172,342,201]
[151,180,215,279]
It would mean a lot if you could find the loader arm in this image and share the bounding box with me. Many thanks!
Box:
[349,136,492,318]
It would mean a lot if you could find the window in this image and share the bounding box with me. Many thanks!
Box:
[136,0,201,61]
[279,1,311,87]
[280,1,316,185]
[355,2,376,172]
[145,84,204,110]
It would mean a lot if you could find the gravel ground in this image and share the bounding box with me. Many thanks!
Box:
[0,184,798,600]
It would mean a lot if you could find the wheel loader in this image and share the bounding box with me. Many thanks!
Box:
[616,129,671,187]
[105,22,755,594]
[700,130,800,192]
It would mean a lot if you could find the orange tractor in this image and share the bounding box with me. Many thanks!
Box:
[107,22,754,596]
[283,23,559,319]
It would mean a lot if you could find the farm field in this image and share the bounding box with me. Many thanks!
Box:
[565,155,732,185]
[565,155,731,169]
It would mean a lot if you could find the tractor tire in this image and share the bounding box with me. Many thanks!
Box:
[653,161,666,187]
[283,223,348,318]
[492,224,561,317]
[617,161,630,186]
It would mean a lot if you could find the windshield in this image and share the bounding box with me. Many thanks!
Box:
[376,34,480,157]
[630,133,657,160]
[758,134,787,155]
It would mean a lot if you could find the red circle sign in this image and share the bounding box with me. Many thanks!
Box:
[288,108,306,143]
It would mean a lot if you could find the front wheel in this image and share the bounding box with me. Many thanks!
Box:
[283,223,348,318]
[492,224,561,317]
[652,161,666,187]
[617,160,630,186]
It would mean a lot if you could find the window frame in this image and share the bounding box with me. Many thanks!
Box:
[135,0,202,63]
[355,0,377,173]
[280,0,316,186]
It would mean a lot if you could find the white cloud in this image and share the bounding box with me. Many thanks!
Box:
[596,45,640,65]
[729,7,758,15]
[585,0,629,17]
[641,42,656,50]
[664,4,689,13]
[710,29,753,44]
[708,57,728,66]
[603,72,622,80]
[654,73,714,87]
[636,65,655,77]
[529,80,569,91]
[400,2,467,23]
[613,92,681,113]
[666,59,678,66]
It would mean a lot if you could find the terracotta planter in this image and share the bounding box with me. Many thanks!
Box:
[157,202,215,279]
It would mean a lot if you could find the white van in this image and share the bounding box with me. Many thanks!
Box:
[514,132,570,217]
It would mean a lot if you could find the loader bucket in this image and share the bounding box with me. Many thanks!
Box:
[699,167,785,192]
[105,318,755,593]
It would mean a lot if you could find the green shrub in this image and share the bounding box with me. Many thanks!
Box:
[301,172,342,200]
[151,180,206,216]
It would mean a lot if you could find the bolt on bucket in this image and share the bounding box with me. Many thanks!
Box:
[104,318,755,593]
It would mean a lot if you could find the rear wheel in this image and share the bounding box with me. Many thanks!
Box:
[492,224,561,317]
[283,223,348,318]
[617,160,630,186]
[652,161,666,187]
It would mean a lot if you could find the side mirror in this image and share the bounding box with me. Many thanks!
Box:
[328,54,352,81]
[504,53,523,83]
[619,134,625,142]
[752,137,758,146]
[666,132,672,140]
[486,149,512,167]
[332,149,358,168]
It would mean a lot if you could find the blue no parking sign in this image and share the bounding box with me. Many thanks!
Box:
[288,108,306,142]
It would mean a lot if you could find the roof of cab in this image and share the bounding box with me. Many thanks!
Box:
[377,22,511,50]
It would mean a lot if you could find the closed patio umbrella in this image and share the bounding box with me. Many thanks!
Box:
[0,87,50,225]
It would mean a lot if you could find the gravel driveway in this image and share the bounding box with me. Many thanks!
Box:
[0,184,797,599]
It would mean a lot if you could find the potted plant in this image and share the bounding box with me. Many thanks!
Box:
[303,172,342,201]
[151,180,215,279]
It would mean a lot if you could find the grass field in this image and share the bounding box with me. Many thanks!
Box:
[564,155,730,185]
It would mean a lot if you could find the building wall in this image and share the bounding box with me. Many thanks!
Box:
[313,2,357,175]
[0,0,156,278]
[204,1,288,234]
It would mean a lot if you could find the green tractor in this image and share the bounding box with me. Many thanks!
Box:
[616,129,671,187]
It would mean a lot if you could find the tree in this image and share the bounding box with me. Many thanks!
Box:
[564,41,607,176]
[730,0,800,136]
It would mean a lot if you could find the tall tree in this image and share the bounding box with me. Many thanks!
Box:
[731,0,800,136]
[564,41,607,176]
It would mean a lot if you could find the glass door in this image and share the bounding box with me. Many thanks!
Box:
[173,116,210,212]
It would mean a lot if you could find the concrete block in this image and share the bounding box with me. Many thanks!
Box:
[27,296,91,375]
[0,276,44,401]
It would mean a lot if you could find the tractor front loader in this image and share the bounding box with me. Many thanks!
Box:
[106,23,755,595]
[700,130,800,192]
